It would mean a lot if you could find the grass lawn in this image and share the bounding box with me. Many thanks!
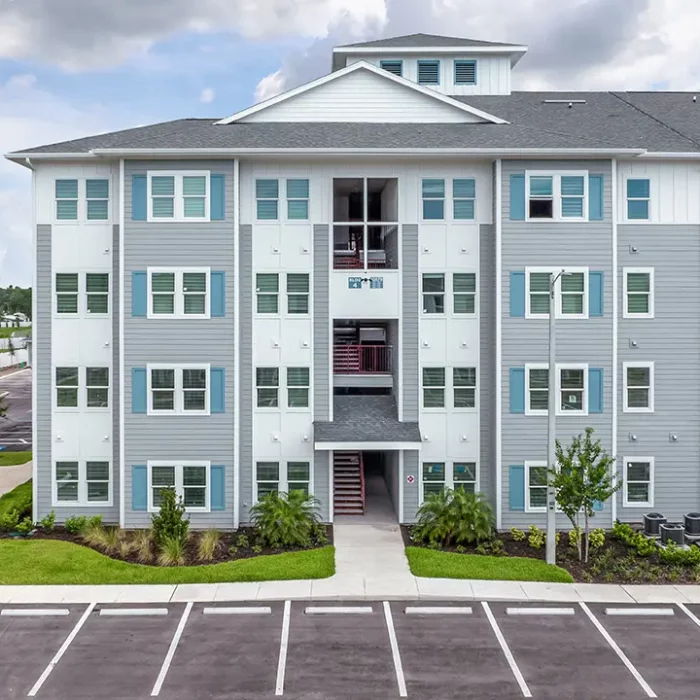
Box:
[0,451,32,467]
[406,547,574,583]
[0,326,30,339]
[0,480,32,518]
[0,539,335,584]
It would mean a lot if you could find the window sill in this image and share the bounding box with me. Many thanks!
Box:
[146,218,211,224]
[146,314,211,321]
[623,407,654,414]
[622,502,653,509]
[52,501,112,508]
[524,218,590,224]
[556,410,589,417]
[147,411,212,417]
[623,313,654,320]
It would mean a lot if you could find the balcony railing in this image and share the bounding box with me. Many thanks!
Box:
[333,344,393,374]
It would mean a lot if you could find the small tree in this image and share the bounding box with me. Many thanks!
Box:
[151,487,189,545]
[551,427,620,562]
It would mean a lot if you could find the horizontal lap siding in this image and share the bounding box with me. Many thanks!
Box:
[124,160,236,529]
[239,224,253,523]
[618,224,700,521]
[480,223,495,507]
[402,224,419,422]
[402,450,420,522]
[501,160,614,529]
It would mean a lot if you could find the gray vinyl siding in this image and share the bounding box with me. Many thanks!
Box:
[401,224,419,421]
[402,450,420,522]
[313,450,330,521]
[617,224,700,521]
[501,160,614,528]
[313,224,330,420]
[239,224,253,523]
[123,160,236,529]
[480,223,495,508]
[111,224,121,523]
[383,451,400,518]
[389,320,400,397]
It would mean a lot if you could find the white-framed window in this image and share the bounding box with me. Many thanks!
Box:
[255,460,311,500]
[624,268,654,318]
[148,268,210,319]
[525,363,588,416]
[256,179,279,220]
[453,273,476,314]
[147,171,209,222]
[422,273,445,313]
[286,179,309,220]
[287,274,310,314]
[55,367,79,408]
[86,367,109,409]
[147,364,210,415]
[86,179,110,221]
[525,267,589,319]
[55,179,79,220]
[626,178,651,221]
[55,273,110,317]
[623,362,654,413]
[148,461,210,512]
[623,457,654,507]
[55,178,111,222]
[525,461,548,512]
[53,460,112,506]
[86,273,109,315]
[287,367,310,408]
[453,367,477,409]
[421,179,445,220]
[525,364,549,416]
[256,274,279,314]
[453,178,476,219]
[526,171,588,222]
[55,367,109,409]
[55,273,79,314]
[422,367,445,408]
[256,368,279,408]
[421,462,479,501]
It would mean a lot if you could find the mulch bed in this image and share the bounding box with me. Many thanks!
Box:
[402,525,700,584]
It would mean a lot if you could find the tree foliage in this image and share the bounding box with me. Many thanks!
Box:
[0,286,31,321]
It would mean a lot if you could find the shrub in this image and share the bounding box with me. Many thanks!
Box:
[228,545,239,556]
[250,490,321,549]
[311,521,328,546]
[86,515,103,530]
[510,527,526,542]
[151,488,189,545]
[412,489,495,547]
[0,508,20,532]
[476,539,507,557]
[133,530,153,563]
[64,515,87,535]
[158,534,188,566]
[612,521,657,557]
[236,533,249,549]
[589,528,605,550]
[82,524,121,553]
[40,511,56,532]
[15,517,34,535]
[568,527,582,550]
[252,544,263,554]
[658,542,700,566]
[117,537,134,559]
[528,524,545,549]
[197,529,222,561]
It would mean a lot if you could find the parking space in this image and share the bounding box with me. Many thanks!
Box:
[0,368,32,450]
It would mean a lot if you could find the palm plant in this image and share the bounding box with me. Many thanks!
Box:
[250,490,321,549]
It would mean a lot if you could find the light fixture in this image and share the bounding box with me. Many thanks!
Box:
[629,433,638,442]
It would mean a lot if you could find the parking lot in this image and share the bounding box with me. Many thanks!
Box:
[0,368,32,450]
[2,600,700,699]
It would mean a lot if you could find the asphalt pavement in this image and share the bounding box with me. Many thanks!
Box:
[0,368,32,451]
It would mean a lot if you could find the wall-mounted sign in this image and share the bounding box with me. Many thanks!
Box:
[348,277,363,289]
[406,474,415,484]
[347,277,384,289]
[369,277,384,289]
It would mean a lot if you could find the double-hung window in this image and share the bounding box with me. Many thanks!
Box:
[623,458,654,507]
[256,274,279,314]
[86,367,109,408]
[560,272,586,315]
[148,462,209,511]
[627,179,650,220]
[86,273,109,314]
[55,179,79,220]
[453,178,476,219]
[256,368,279,408]
[422,463,445,497]
[526,172,588,221]
[454,60,477,85]
[453,273,476,314]
[418,60,440,85]
[54,460,111,506]
[287,274,309,314]
[526,268,588,318]
[423,368,445,408]
[623,363,654,412]
[380,60,403,76]
[256,462,280,497]
[528,176,554,219]
[56,273,79,314]
[560,176,585,218]
[148,365,209,415]
[148,269,209,318]
[56,367,79,408]
[624,269,653,318]
[256,179,279,220]
[525,462,548,511]
[526,365,549,414]
[422,179,445,220]
[255,461,311,499]
[286,179,309,220]
[527,272,551,316]
[421,462,478,500]
[287,367,310,408]
[422,273,445,313]
[86,179,109,220]
[454,368,476,408]
[147,172,209,222]
[183,272,207,315]
[559,366,586,414]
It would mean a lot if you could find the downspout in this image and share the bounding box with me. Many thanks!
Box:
[495,159,503,529]
[233,158,240,529]
[119,159,125,527]
[611,159,618,525]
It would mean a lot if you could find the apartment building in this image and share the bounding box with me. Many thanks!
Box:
[8,33,700,529]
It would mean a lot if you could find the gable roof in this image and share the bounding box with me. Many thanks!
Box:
[217,60,507,125]
[336,33,522,49]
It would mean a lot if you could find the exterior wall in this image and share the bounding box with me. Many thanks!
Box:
[402,450,420,522]
[401,225,419,422]
[617,224,700,521]
[383,451,400,518]
[239,223,253,522]
[500,160,614,529]
[123,160,236,528]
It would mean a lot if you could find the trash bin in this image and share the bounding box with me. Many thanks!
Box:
[660,523,685,546]
[685,513,700,535]
[643,512,666,537]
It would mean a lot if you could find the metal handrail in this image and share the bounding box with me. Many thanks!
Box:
[359,452,365,510]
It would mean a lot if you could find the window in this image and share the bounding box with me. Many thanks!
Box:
[287,367,310,408]
[422,179,444,220]
[147,172,210,222]
[560,272,585,315]
[256,368,279,408]
[624,458,654,507]
[421,462,478,501]
[148,268,210,318]
[528,175,553,219]
[256,179,279,220]
[526,268,589,319]
[453,273,476,314]
[55,179,78,220]
[624,363,654,412]
[418,60,440,84]
[559,366,586,414]
[255,461,311,499]
[526,365,549,415]
[422,273,445,313]
[287,462,310,495]
[86,273,109,314]
[54,461,111,506]
[526,172,588,222]
[454,60,477,85]
[423,367,445,408]
[256,462,280,498]
[422,463,445,497]
[453,463,478,493]
[287,179,309,220]
[56,367,79,408]
[560,176,585,218]
[56,273,79,314]
[380,60,403,76]
[627,179,650,220]
[527,272,551,316]
[453,178,475,219]
[287,274,309,314]
[86,179,109,220]
[256,274,279,314]
[86,368,109,408]
[148,365,209,415]
[525,363,588,415]
[454,368,476,408]
[148,462,209,512]
[624,269,654,318]
[526,462,548,511]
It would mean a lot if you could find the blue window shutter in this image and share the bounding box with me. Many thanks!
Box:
[589,271,604,317]
[132,271,147,317]
[132,465,148,511]
[210,272,225,317]
[132,175,147,221]
[132,368,147,413]
[210,465,225,511]
[510,368,525,414]
[210,174,225,220]
[510,174,525,220]
[210,367,225,413]
[589,175,604,221]
[510,271,526,317]
[589,368,604,414]
[509,465,525,511]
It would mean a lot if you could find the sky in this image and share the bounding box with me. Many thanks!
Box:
[0,0,698,287]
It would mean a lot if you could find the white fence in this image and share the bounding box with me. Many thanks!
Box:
[0,348,28,369]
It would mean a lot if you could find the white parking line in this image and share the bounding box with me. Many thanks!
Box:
[605,608,674,617]
[506,607,575,616]
[203,606,271,615]
[27,602,95,697]
[150,602,192,697]
[405,606,472,615]
[579,602,656,698]
[1,608,70,617]
[677,603,700,629]
[19,438,28,443]
[275,600,291,696]
[383,602,407,697]
[100,608,169,616]
[482,602,531,697]
[304,606,373,614]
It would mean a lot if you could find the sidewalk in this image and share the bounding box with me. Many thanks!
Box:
[0,460,31,497]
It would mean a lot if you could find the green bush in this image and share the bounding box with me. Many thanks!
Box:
[510,527,526,542]
[236,533,249,549]
[412,489,495,548]
[0,508,20,532]
[589,528,605,550]
[250,490,321,549]
[40,511,56,532]
[475,539,507,557]
[86,515,103,530]
[64,515,88,535]
[15,517,34,535]
[151,488,189,546]
[0,480,32,521]
[658,541,700,566]
[527,524,545,549]
[612,521,657,557]
[568,527,582,550]
[252,544,263,554]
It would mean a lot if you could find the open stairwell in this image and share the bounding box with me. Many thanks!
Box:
[333,451,365,515]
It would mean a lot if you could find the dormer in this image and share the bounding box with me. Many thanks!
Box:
[332,33,527,96]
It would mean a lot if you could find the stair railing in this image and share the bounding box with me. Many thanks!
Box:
[359,452,365,510]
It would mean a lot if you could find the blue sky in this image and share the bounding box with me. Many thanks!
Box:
[0,0,695,287]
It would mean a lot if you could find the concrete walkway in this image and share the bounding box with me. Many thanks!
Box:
[0,460,31,497]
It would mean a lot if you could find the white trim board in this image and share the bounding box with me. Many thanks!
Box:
[314,441,422,451]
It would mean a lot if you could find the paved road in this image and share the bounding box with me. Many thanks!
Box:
[2,600,700,699]
[0,368,32,451]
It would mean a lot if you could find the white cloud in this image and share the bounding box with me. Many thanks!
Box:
[255,70,286,103]
[6,74,37,89]
[200,87,215,103]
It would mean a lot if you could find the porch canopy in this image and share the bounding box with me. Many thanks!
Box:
[314,395,422,451]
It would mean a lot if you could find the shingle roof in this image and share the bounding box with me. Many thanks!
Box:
[314,395,421,444]
[336,33,521,49]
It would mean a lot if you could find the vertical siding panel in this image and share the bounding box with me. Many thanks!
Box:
[402,224,419,421]
[239,223,253,523]
[313,224,330,420]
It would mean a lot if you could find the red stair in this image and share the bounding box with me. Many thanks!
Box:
[333,451,365,515]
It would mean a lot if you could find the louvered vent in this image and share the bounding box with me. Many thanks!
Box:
[380,60,403,77]
[454,60,477,85]
[418,60,440,84]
